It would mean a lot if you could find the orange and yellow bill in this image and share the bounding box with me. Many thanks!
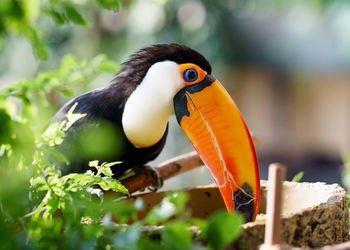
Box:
[174,75,260,221]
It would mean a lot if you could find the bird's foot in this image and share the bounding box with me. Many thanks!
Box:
[135,165,163,192]
[147,166,163,192]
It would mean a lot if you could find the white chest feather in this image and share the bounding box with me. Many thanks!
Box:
[122,61,184,148]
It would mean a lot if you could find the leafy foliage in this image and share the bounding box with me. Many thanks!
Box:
[97,0,121,12]
[31,105,128,221]
[144,192,189,225]
[292,171,304,182]
[0,52,123,248]
[0,0,121,59]
[203,211,244,250]
[0,53,119,104]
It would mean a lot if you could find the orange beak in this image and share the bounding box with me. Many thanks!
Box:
[174,75,260,221]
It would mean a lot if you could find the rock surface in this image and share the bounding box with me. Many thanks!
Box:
[232,181,349,249]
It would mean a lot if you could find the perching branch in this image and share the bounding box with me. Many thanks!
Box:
[121,151,203,194]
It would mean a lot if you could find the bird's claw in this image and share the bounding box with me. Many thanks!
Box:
[142,165,163,192]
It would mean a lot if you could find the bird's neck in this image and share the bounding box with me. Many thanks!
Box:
[122,90,172,148]
[121,61,183,148]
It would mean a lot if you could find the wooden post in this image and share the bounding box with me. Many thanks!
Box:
[260,163,286,250]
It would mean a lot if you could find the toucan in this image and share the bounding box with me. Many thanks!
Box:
[55,44,260,221]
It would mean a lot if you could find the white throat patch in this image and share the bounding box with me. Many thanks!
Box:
[122,61,184,148]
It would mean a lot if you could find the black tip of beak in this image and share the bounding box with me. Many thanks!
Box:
[233,183,255,222]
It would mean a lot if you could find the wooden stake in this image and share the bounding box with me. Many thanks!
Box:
[260,163,286,250]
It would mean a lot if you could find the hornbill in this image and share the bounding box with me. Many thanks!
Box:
[55,44,260,221]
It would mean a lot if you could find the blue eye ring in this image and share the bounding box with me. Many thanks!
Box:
[183,68,198,82]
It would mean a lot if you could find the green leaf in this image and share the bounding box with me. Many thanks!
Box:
[97,177,128,193]
[103,161,121,168]
[32,200,48,221]
[0,34,4,51]
[64,102,86,130]
[189,218,207,231]
[292,171,304,182]
[97,60,120,72]
[97,0,121,12]
[166,191,189,215]
[204,211,244,250]
[60,88,75,97]
[23,0,40,22]
[113,223,141,248]
[44,167,59,176]
[6,0,24,19]
[62,173,129,194]
[67,72,84,85]
[162,221,192,249]
[63,5,88,25]
[83,223,104,239]
[20,25,48,60]
[137,237,162,250]
[44,197,59,218]
[42,147,69,165]
[108,201,137,224]
[144,192,189,225]
[0,108,12,143]
[101,167,113,177]
[61,54,79,68]
[89,160,99,168]
[41,122,65,146]
[31,176,47,187]
[144,198,176,225]
[45,9,66,25]
[89,161,121,177]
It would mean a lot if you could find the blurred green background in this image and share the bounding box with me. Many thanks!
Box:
[1,0,350,188]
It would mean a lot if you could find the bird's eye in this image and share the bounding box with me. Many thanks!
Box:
[183,69,198,82]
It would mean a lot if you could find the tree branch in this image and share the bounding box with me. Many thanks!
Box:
[121,151,203,194]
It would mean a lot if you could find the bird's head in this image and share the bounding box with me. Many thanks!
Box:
[119,44,260,221]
